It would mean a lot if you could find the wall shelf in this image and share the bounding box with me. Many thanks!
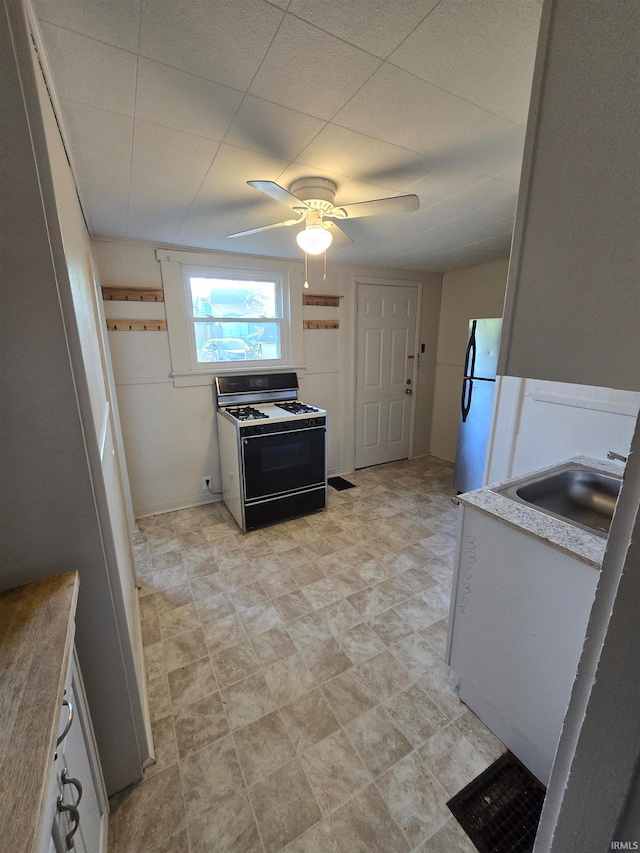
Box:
[303,319,339,330]
[106,319,167,331]
[302,293,341,307]
[102,286,164,302]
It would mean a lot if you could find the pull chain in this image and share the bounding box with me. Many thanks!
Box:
[323,249,327,281]
[303,251,309,288]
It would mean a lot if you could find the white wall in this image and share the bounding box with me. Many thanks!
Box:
[486,376,640,484]
[430,257,509,461]
[93,239,442,517]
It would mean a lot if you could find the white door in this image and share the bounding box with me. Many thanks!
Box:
[355,283,418,469]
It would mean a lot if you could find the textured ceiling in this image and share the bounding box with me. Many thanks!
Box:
[35,0,542,271]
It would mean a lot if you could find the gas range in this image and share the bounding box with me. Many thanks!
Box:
[215,373,327,530]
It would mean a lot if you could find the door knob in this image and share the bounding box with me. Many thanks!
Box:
[405,388,413,395]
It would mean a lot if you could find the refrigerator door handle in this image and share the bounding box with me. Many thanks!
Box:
[461,378,473,423]
[464,320,478,378]
[463,327,474,377]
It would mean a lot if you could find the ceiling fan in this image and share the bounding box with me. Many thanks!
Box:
[227,177,420,255]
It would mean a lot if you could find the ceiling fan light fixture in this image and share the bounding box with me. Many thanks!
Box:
[296,224,333,255]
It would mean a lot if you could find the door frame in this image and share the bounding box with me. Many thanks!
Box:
[349,276,423,472]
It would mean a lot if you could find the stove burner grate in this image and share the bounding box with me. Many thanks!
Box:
[274,402,319,415]
[226,406,267,421]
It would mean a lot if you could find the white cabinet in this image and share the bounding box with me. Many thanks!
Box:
[42,649,108,853]
[498,0,640,391]
[446,505,599,783]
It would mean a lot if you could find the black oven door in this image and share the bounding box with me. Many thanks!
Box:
[241,427,326,501]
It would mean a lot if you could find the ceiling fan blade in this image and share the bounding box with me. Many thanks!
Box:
[326,221,354,248]
[334,194,420,219]
[247,180,308,210]
[227,217,301,238]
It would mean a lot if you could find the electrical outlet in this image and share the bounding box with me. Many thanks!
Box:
[202,476,212,491]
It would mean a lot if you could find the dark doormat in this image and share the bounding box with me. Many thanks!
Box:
[328,476,356,491]
[447,751,546,853]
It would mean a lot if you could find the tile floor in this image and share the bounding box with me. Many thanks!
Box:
[109,456,505,853]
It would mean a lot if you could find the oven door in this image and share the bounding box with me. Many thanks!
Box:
[241,427,326,501]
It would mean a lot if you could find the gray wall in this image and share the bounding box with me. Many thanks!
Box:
[1,0,147,794]
[499,0,640,390]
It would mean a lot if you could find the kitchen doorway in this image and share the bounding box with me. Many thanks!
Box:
[354,282,419,469]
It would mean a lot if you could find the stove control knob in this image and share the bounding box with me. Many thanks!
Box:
[308,419,316,426]
[255,425,263,434]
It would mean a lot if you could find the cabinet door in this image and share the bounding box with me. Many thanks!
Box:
[53,652,108,853]
[448,507,599,783]
[498,0,640,391]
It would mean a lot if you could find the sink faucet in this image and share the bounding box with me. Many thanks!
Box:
[607,451,628,463]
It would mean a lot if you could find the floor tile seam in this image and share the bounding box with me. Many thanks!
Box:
[167,661,221,717]
[161,713,189,845]
[299,746,372,826]
[225,719,269,853]
[366,727,455,849]
[245,745,326,852]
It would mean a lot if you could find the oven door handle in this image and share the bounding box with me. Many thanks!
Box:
[241,426,326,440]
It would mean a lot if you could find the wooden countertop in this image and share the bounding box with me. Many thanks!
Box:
[0,572,79,853]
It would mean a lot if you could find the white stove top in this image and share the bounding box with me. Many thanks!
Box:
[220,402,326,425]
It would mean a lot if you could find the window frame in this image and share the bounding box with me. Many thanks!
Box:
[158,249,301,387]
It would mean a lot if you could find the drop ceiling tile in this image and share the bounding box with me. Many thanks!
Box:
[135,58,243,140]
[333,64,512,156]
[448,178,517,211]
[406,167,488,200]
[388,0,541,97]
[139,0,284,91]
[367,200,477,247]
[442,125,526,177]
[494,164,523,186]
[128,121,220,222]
[287,0,440,58]
[185,143,290,221]
[460,41,538,125]
[36,0,141,51]
[224,96,325,161]
[175,206,257,249]
[39,22,137,115]
[249,15,381,120]
[59,99,132,237]
[126,212,183,244]
[485,196,519,218]
[296,124,433,190]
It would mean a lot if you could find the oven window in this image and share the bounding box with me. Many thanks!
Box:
[188,275,283,364]
[242,429,326,500]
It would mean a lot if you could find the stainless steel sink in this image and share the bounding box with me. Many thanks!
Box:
[493,463,621,538]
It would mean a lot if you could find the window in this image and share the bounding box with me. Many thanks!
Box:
[158,250,300,386]
[184,269,287,367]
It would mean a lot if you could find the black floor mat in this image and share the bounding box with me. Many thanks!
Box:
[447,752,546,853]
[328,476,356,491]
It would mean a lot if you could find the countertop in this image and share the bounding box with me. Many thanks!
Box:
[457,456,623,568]
[0,571,79,853]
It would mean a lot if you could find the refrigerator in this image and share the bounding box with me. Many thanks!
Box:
[453,318,502,493]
